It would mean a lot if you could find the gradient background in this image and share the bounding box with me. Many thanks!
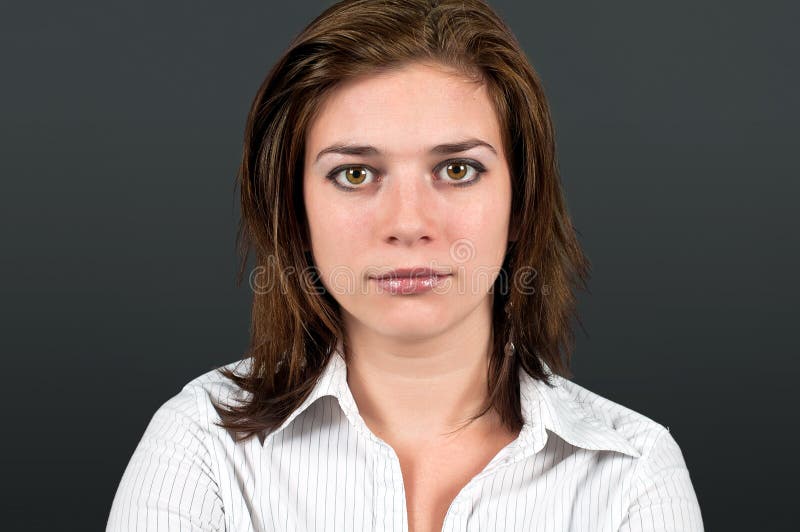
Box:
[2,1,796,530]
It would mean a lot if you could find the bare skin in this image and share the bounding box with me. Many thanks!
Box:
[373,406,519,532]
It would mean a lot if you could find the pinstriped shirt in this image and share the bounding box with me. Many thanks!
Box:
[107,348,704,531]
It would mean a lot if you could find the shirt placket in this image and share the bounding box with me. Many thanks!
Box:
[372,441,407,532]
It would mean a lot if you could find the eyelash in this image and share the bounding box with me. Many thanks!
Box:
[325,159,487,192]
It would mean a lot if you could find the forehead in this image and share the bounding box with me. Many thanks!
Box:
[305,62,503,157]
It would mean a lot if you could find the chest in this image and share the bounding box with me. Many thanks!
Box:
[219,421,639,532]
[392,429,520,532]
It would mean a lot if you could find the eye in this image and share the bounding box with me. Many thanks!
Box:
[434,159,486,186]
[326,165,377,191]
[325,159,486,191]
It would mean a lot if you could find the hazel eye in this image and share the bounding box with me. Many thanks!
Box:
[445,162,469,180]
[435,160,485,186]
[344,167,369,184]
[326,159,485,191]
[327,165,377,190]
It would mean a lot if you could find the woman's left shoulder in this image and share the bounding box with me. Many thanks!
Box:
[554,377,705,529]
[555,376,683,457]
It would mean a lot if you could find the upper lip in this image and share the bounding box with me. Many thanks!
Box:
[369,267,453,279]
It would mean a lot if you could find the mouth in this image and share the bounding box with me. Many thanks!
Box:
[368,267,453,295]
[368,267,453,280]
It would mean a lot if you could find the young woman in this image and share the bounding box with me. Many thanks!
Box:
[107,1,703,530]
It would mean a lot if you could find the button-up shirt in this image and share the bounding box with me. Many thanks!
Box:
[107,347,703,531]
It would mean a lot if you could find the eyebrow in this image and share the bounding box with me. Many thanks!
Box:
[313,138,497,164]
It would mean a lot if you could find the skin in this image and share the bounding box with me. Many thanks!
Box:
[303,60,515,443]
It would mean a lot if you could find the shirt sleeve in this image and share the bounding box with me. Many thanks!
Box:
[106,384,225,531]
[618,428,704,532]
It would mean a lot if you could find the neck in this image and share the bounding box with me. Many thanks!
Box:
[342,298,497,443]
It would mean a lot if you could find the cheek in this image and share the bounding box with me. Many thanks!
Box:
[448,195,510,253]
[306,193,368,262]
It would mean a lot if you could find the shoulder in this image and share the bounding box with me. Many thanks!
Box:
[141,359,249,427]
[127,358,252,459]
[182,358,252,405]
[554,375,677,458]
[107,361,249,530]
[550,378,704,529]
[138,358,250,448]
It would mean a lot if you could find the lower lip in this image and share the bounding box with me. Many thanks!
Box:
[371,274,450,295]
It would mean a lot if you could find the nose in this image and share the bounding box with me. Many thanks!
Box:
[377,170,439,247]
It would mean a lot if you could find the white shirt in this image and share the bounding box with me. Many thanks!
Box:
[107,347,704,531]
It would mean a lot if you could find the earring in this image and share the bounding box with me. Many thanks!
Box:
[504,299,515,358]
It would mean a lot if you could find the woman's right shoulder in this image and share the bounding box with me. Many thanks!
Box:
[184,357,253,400]
[130,356,254,452]
[168,357,255,430]
[107,358,253,530]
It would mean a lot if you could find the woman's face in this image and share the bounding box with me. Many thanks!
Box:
[303,61,513,341]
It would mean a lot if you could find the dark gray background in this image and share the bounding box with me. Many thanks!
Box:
[1,1,796,530]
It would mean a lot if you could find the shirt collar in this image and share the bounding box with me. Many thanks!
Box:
[518,363,642,459]
[260,341,640,459]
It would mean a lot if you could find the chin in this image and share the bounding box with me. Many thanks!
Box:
[370,322,449,342]
[351,304,451,339]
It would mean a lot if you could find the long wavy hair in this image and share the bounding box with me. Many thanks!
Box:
[212,0,591,443]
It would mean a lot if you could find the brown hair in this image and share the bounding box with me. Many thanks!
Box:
[213,0,590,443]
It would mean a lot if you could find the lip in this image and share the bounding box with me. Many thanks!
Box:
[368,267,453,295]
[368,267,453,280]
[371,274,450,295]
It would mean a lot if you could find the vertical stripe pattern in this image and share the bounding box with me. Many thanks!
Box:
[107,350,703,531]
